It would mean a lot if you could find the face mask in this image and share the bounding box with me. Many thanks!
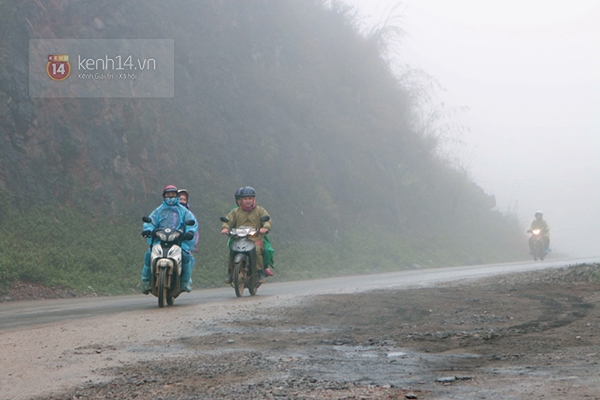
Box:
[165,197,178,206]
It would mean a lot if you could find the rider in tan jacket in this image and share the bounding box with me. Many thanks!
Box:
[221,186,272,283]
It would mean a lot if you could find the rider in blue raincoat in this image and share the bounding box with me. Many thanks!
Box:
[141,185,198,294]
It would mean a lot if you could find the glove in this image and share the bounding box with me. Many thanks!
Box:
[183,231,194,241]
[142,230,152,237]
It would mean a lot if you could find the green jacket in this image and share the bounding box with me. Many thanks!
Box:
[223,205,275,267]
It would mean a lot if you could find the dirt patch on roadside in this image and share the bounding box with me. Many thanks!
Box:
[0,280,97,302]
[34,264,600,399]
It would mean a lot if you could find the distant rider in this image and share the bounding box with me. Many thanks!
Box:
[141,185,198,294]
[528,210,550,253]
[221,186,272,284]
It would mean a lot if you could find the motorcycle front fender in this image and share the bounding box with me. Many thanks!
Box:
[531,237,544,245]
[156,258,175,272]
[151,258,181,294]
[233,252,250,265]
[231,247,257,272]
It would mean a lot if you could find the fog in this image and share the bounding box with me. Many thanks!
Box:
[349,0,600,257]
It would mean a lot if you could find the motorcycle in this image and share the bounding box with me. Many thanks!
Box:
[528,228,549,261]
[220,215,270,297]
[142,216,195,307]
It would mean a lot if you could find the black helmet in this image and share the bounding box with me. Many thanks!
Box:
[234,187,244,203]
[238,186,256,198]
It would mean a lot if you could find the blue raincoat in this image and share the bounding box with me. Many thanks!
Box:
[141,198,198,288]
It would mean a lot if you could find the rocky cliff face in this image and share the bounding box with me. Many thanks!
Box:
[0,0,496,233]
[0,1,172,213]
[3,0,369,217]
[2,0,307,214]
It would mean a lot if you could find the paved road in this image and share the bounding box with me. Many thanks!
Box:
[2,256,599,332]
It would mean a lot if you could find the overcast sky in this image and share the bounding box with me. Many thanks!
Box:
[348,0,600,257]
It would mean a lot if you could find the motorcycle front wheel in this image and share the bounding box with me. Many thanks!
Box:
[233,261,246,297]
[248,268,258,296]
[158,268,167,307]
[533,241,542,261]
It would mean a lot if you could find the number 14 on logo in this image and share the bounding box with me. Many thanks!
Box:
[46,54,71,81]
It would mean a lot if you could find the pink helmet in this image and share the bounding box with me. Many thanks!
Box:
[162,185,178,197]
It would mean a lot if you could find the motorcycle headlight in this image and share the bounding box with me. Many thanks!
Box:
[234,227,253,237]
[532,229,541,235]
[156,231,168,241]
[167,231,180,242]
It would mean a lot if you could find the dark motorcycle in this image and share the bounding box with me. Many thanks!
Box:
[528,228,549,261]
[220,215,270,297]
[142,216,195,307]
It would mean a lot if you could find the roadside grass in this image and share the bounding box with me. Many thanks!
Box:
[0,200,529,297]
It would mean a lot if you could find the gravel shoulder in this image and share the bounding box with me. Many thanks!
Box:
[2,264,599,399]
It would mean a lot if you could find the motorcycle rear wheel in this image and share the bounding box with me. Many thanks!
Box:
[233,261,246,297]
[158,268,167,308]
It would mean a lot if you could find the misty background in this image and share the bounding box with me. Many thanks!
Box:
[350,0,600,257]
[0,0,586,295]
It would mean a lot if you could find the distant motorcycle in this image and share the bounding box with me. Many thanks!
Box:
[220,215,270,297]
[528,228,549,261]
[142,216,195,307]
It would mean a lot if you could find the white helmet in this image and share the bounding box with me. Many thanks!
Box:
[535,210,543,217]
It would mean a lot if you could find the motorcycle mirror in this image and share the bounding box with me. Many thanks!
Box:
[260,215,270,222]
[220,217,229,223]
[185,219,196,226]
[142,216,152,223]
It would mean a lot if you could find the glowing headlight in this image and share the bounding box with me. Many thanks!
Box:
[532,229,541,235]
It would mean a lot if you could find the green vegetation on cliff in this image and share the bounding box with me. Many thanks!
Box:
[0,0,525,295]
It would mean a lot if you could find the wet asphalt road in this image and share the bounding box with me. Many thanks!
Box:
[2,256,599,332]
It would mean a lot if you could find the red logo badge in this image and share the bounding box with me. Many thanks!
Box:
[46,54,71,81]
